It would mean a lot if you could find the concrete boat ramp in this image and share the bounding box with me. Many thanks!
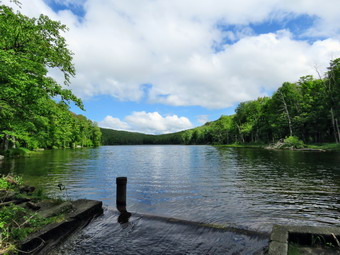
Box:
[49,208,269,255]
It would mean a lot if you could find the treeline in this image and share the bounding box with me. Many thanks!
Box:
[0,99,102,150]
[102,58,340,146]
[0,4,101,151]
[101,128,183,145]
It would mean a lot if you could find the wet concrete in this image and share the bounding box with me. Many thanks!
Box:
[51,208,269,255]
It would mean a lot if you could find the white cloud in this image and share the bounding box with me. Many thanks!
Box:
[13,0,340,108]
[98,116,129,130]
[98,112,193,134]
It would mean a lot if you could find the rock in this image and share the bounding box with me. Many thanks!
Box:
[0,155,4,160]
[20,185,36,194]
[26,201,41,210]
[0,190,16,202]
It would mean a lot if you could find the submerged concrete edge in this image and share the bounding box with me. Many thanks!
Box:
[268,225,340,255]
[132,211,270,239]
[19,199,103,255]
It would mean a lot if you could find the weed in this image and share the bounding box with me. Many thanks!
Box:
[288,243,302,255]
[0,176,68,253]
[283,136,305,149]
[0,175,23,190]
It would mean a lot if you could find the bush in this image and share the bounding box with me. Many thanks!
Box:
[0,175,23,190]
[283,136,305,149]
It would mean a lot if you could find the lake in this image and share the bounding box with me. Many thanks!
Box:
[1,145,339,232]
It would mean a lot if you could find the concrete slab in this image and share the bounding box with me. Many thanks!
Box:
[268,225,340,255]
[19,199,103,255]
[49,209,270,255]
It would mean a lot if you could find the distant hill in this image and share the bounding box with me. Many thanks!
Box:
[100,114,234,145]
[100,128,185,145]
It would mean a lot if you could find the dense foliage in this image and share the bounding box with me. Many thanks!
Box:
[102,58,340,146]
[0,4,101,151]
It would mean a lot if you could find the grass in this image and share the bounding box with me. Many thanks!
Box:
[216,142,340,151]
[288,243,302,255]
[0,175,66,254]
[288,233,340,255]
[307,143,340,151]
[0,176,23,190]
[0,204,65,252]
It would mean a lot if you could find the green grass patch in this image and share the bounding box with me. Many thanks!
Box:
[0,175,66,254]
[0,175,23,190]
[288,243,303,255]
[307,143,340,151]
[0,204,66,254]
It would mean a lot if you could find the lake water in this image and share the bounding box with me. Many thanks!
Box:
[1,145,339,233]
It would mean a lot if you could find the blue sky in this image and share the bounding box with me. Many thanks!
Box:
[15,0,340,134]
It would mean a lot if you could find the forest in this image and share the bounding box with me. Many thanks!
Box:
[0,3,101,152]
[102,58,340,146]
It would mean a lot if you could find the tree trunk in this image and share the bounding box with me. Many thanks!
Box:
[279,90,293,137]
[330,108,339,143]
[4,134,9,151]
[335,117,340,143]
[237,124,244,143]
[12,136,16,149]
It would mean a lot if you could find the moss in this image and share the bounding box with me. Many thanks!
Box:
[288,243,303,255]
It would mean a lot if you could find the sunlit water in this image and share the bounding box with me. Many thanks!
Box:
[1,145,339,233]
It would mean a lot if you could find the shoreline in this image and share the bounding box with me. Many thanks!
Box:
[0,176,103,254]
[215,143,340,151]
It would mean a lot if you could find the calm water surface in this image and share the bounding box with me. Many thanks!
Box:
[1,145,339,232]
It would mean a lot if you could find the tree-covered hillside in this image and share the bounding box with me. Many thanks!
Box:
[0,3,101,151]
[102,58,340,146]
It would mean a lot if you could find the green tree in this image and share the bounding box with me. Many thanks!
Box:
[270,82,302,139]
[326,58,340,143]
[233,97,269,143]
[0,4,86,150]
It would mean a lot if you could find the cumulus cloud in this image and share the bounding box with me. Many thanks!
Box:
[98,116,129,130]
[14,0,340,108]
[98,112,193,134]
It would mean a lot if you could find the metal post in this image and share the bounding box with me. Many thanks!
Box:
[116,177,131,223]
[116,177,127,206]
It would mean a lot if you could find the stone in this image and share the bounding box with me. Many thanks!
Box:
[20,185,36,194]
[26,201,41,210]
[268,241,287,255]
[0,190,16,202]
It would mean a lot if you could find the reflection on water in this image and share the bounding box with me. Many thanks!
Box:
[0,145,339,232]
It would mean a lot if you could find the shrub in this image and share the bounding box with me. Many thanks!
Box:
[283,136,305,149]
